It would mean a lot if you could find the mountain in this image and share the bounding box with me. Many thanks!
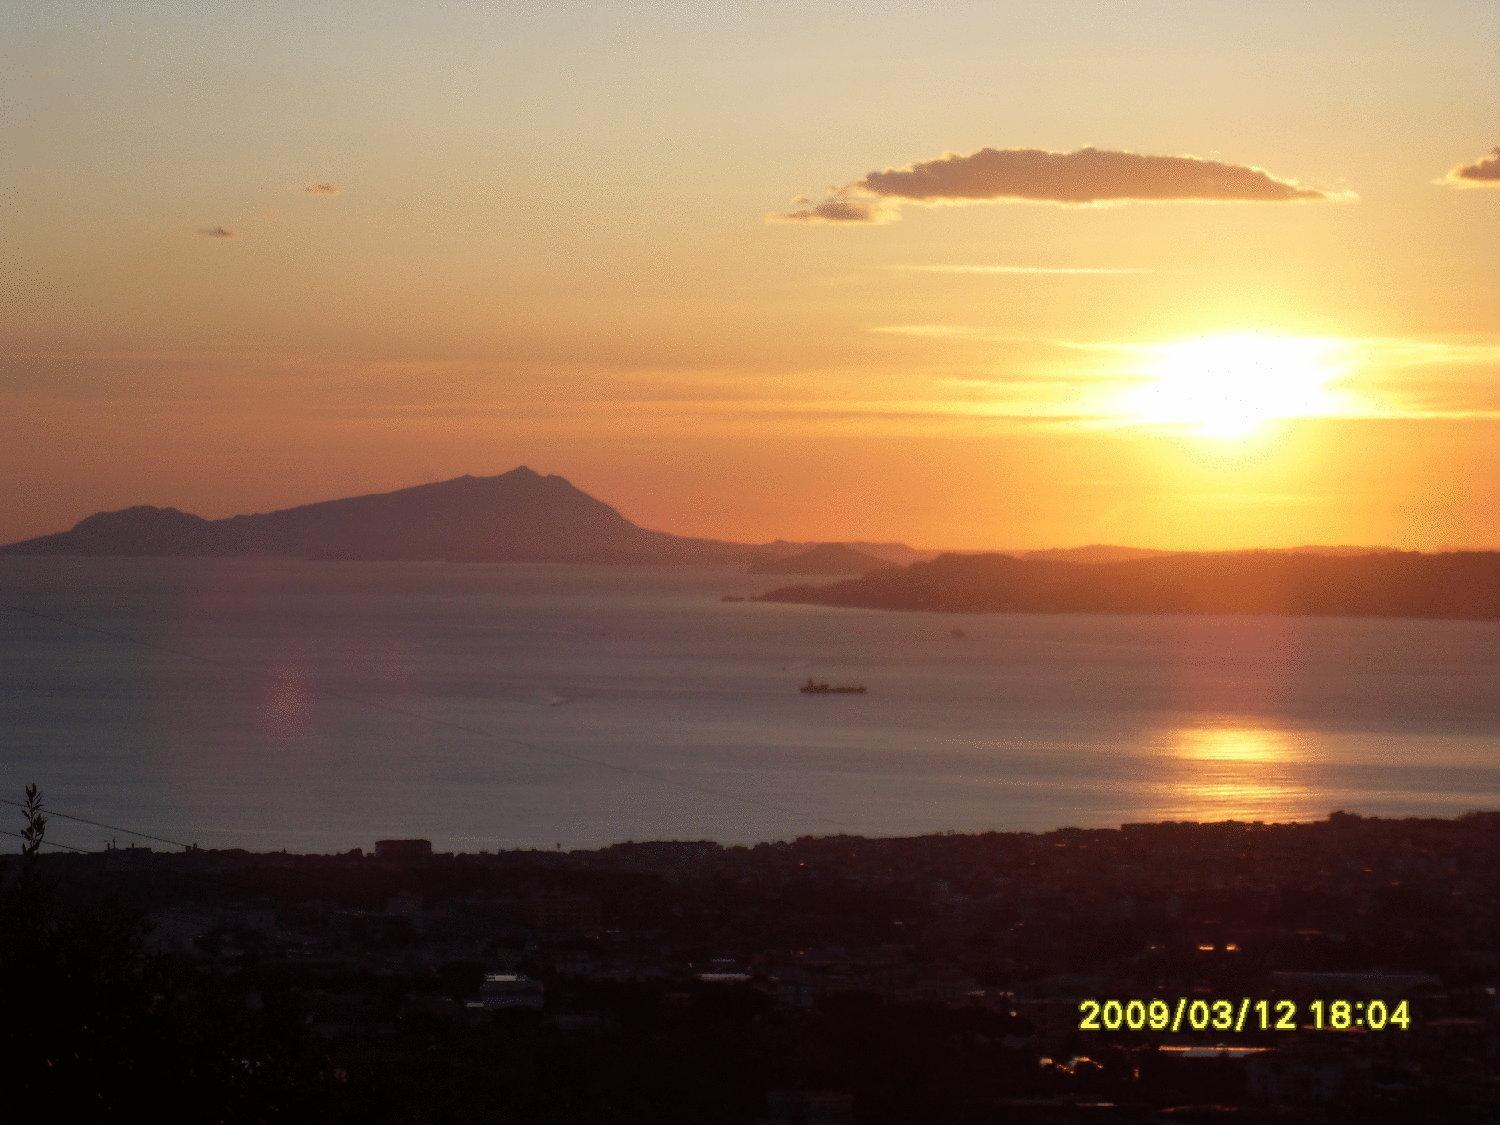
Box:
[0,468,756,564]
[758,549,1500,620]
[747,542,891,576]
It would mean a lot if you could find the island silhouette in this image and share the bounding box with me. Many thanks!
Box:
[0,467,920,567]
[9,468,1497,620]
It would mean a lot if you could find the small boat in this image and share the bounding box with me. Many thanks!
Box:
[799,678,867,695]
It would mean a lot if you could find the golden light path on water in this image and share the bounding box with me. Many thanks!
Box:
[1152,723,1309,822]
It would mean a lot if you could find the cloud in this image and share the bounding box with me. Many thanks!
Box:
[767,189,898,225]
[301,182,341,195]
[1444,148,1500,187]
[775,146,1342,224]
[197,226,237,239]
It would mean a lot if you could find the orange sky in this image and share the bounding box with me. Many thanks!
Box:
[5,2,1499,550]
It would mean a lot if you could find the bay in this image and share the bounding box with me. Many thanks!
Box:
[1,557,1496,852]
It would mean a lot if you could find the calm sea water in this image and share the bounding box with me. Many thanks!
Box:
[1,557,1496,853]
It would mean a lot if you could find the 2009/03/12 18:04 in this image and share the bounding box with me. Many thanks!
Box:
[1079,998,1413,1033]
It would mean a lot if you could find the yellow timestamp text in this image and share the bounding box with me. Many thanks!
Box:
[1077,997,1412,1033]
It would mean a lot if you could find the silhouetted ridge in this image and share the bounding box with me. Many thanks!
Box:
[759,549,1500,621]
[747,542,890,576]
[0,469,749,563]
[1018,544,1171,564]
[6,506,216,556]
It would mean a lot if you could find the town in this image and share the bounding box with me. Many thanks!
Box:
[5,811,1498,1121]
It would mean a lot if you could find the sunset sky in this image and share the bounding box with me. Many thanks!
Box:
[6,1,1499,550]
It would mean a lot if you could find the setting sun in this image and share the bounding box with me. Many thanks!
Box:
[1122,333,1351,438]
[4,5,1500,1115]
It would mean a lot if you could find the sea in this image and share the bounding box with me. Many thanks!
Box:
[1,557,1496,853]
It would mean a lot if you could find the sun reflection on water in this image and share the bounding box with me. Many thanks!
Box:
[1178,726,1291,764]
[1154,723,1310,822]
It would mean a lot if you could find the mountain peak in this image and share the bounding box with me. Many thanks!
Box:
[73,504,206,531]
[443,467,544,486]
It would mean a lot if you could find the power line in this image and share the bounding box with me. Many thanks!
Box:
[0,797,194,851]
[0,601,856,834]
[0,827,94,854]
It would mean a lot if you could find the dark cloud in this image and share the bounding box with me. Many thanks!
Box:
[197,226,237,239]
[775,146,1340,224]
[302,182,341,195]
[1446,148,1500,185]
[768,190,897,225]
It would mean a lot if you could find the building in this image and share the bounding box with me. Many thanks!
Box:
[471,972,545,1011]
[374,838,432,860]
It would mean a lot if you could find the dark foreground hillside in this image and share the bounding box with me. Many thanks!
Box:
[4,812,1499,1121]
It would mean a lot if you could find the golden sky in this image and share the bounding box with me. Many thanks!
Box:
[5,2,1499,550]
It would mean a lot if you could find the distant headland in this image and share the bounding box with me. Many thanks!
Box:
[759,549,1500,620]
[747,541,891,576]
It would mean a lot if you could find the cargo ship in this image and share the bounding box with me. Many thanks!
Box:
[799,678,867,695]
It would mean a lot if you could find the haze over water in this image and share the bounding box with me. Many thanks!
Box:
[2,557,1496,853]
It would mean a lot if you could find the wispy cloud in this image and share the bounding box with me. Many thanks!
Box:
[1443,148,1500,187]
[197,226,237,239]
[869,325,1101,348]
[1344,336,1500,369]
[888,264,1151,276]
[871,327,1500,364]
[870,324,1006,339]
[775,146,1346,225]
[863,328,1500,427]
[301,181,341,196]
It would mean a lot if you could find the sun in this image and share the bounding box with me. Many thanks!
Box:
[1121,332,1350,438]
